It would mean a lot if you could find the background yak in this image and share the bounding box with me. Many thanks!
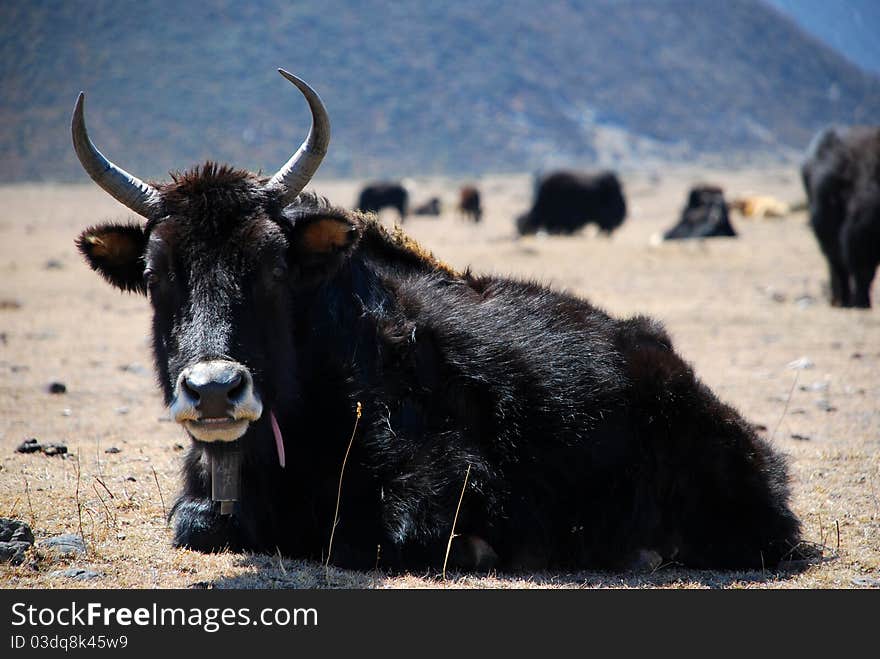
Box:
[663,184,737,240]
[457,185,483,223]
[73,71,803,573]
[801,125,880,308]
[517,170,627,236]
[357,181,409,222]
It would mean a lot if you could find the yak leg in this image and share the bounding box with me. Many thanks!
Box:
[171,496,242,553]
[828,258,852,307]
[851,265,875,309]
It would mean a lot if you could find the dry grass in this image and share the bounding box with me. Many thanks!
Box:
[0,164,878,589]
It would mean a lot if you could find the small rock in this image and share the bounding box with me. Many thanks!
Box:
[44,259,64,270]
[0,541,31,565]
[851,576,880,588]
[0,298,22,310]
[173,443,185,451]
[42,443,68,457]
[0,518,35,544]
[799,381,829,392]
[125,476,137,482]
[119,363,149,376]
[787,357,814,370]
[49,568,101,581]
[104,447,121,454]
[115,406,129,415]
[794,295,816,309]
[61,408,72,416]
[851,352,863,360]
[815,399,837,413]
[790,433,811,441]
[47,382,67,394]
[15,438,41,454]
[39,534,87,557]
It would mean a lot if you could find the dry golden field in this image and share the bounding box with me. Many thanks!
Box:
[1,164,878,589]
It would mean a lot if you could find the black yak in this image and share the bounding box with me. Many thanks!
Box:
[663,185,737,240]
[801,125,880,308]
[357,181,408,222]
[517,170,626,236]
[412,197,442,216]
[73,70,803,572]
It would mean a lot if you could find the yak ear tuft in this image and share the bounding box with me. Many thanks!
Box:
[293,213,360,255]
[76,223,148,294]
[288,210,361,278]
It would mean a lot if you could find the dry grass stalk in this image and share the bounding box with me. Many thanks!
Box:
[92,482,116,530]
[325,401,363,574]
[7,497,20,518]
[94,476,116,499]
[23,477,36,527]
[150,465,167,522]
[442,463,472,581]
[74,454,85,544]
[770,370,799,443]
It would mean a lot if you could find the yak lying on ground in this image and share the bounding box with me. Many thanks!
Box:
[517,170,626,236]
[801,125,880,308]
[663,185,737,240]
[357,181,409,222]
[458,185,482,223]
[73,71,803,572]
[412,197,442,216]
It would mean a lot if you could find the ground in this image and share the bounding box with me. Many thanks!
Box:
[0,163,877,589]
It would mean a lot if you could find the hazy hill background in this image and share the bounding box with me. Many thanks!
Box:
[2,0,879,182]
[766,0,880,74]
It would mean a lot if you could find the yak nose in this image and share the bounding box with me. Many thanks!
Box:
[179,361,250,418]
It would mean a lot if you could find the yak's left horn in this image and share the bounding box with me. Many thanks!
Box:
[71,93,163,219]
[265,70,331,207]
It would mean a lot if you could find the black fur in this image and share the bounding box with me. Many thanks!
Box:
[356,181,409,222]
[80,163,802,572]
[801,125,880,308]
[663,185,736,240]
[517,170,627,236]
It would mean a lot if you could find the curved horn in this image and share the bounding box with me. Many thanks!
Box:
[266,70,331,206]
[71,93,162,219]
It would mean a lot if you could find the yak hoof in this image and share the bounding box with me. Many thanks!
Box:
[624,548,664,573]
[172,498,240,553]
[449,535,499,572]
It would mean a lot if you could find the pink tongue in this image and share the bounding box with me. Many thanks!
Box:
[269,410,286,469]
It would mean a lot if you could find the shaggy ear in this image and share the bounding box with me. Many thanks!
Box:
[76,223,148,294]
[289,211,361,274]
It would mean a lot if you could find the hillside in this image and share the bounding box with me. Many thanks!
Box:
[2,0,879,182]
[766,0,880,74]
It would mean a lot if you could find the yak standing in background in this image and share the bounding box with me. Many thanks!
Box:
[458,185,483,223]
[72,70,805,573]
[357,181,409,222]
[517,170,626,236]
[801,125,880,308]
[663,185,737,240]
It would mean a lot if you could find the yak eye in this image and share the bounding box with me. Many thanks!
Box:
[271,265,288,281]
[143,269,159,286]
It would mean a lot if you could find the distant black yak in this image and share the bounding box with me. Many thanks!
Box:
[663,185,736,240]
[801,125,880,308]
[413,197,442,216]
[73,70,804,573]
[517,170,626,235]
[357,181,409,222]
